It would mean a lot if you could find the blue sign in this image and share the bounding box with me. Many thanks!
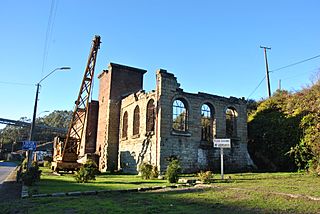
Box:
[22,141,37,151]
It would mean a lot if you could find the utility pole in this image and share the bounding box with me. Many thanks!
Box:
[260,46,272,97]
[27,83,40,169]
[27,67,70,169]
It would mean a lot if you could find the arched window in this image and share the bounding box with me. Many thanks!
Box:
[201,104,214,141]
[122,111,128,138]
[172,99,188,131]
[133,106,140,135]
[226,107,237,137]
[146,99,155,132]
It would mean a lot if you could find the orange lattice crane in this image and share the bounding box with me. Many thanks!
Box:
[51,35,101,172]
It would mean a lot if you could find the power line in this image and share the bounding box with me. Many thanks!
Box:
[41,0,59,77]
[281,68,318,81]
[270,53,320,73]
[0,81,33,86]
[247,76,266,100]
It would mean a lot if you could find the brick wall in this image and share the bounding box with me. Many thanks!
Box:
[96,63,146,172]
[85,101,99,154]
[76,100,99,158]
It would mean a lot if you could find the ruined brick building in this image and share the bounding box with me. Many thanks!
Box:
[94,63,254,173]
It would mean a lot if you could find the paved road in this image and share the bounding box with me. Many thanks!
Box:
[0,162,17,184]
[0,161,21,201]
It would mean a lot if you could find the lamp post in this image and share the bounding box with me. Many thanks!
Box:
[27,67,70,169]
[38,110,50,117]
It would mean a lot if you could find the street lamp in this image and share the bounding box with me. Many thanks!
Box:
[37,110,50,117]
[27,67,70,168]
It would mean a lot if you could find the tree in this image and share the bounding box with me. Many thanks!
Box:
[248,79,320,174]
[0,117,30,144]
[34,110,72,142]
[0,110,72,145]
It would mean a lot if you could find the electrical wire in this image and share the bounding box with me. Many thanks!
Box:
[0,81,33,86]
[247,76,266,100]
[40,0,59,78]
[270,53,320,73]
[247,53,320,99]
[281,68,318,81]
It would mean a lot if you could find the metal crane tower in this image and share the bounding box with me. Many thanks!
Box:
[51,35,101,172]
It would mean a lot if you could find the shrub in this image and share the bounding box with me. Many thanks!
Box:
[166,159,181,183]
[22,158,28,170]
[74,159,99,183]
[198,171,213,183]
[43,160,51,168]
[21,162,42,186]
[139,163,159,179]
[152,166,159,178]
[139,162,153,179]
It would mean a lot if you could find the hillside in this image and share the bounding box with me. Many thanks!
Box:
[248,80,320,174]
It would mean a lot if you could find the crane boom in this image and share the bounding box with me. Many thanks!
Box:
[52,35,101,171]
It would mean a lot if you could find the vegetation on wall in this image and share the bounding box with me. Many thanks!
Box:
[248,79,320,174]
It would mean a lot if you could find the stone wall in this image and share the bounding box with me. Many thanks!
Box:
[118,91,157,173]
[96,63,254,174]
[156,70,254,173]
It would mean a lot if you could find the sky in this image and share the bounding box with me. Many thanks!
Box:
[0,0,320,127]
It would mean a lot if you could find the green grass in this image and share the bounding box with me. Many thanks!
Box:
[214,172,320,197]
[28,167,168,195]
[2,170,320,214]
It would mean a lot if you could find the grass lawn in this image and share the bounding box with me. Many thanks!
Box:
[1,169,320,213]
[28,167,168,195]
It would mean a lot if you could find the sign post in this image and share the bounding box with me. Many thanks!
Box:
[213,139,231,180]
[22,141,37,151]
[220,147,224,179]
[22,141,37,167]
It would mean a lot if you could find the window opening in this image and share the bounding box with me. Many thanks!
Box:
[226,107,237,137]
[146,99,155,132]
[201,104,213,141]
[133,106,140,135]
[172,99,187,131]
[122,111,128,138]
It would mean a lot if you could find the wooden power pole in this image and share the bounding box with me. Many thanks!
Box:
[260,46,272,97]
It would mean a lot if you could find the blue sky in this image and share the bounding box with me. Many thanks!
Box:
[0,0,320,125]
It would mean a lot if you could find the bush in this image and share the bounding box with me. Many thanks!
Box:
[166,159,181,183]
[139,162,153,179]
[139,163,159,179]
[198,171,213,183]
[22,158,28,170]
[74,159,99,183]
[21,162,42,186]
[43,160,51,168]
[152,166,159,178]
